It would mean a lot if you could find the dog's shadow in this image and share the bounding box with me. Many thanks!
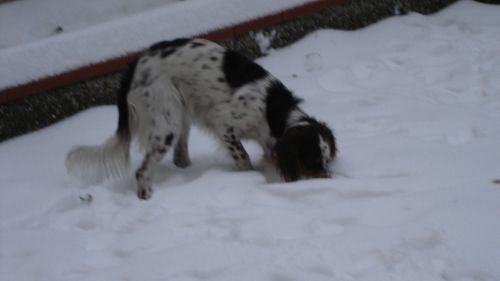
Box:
[153,155,283,186]
[108,154,282,196]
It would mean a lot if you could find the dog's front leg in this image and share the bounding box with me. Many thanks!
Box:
[221,127,252,171]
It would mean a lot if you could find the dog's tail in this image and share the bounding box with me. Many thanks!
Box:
[65,133,131,184]
[65,61,137,185]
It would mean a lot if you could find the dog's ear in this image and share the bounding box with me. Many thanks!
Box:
[304,117,337,160]
[315,121,337,160]
[274,131,300,182]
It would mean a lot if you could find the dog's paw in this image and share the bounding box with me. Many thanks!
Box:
[173,156,192,168]
[236,161,253,171]
[137,186,153,200]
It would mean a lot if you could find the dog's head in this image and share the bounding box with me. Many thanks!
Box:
[274,118,336,182]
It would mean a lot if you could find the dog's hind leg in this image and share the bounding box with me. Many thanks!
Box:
[173,112,191,168]
[136,132,176,200]
[129,77,184,200]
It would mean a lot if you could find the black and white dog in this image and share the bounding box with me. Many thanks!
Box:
[66,38,337,200]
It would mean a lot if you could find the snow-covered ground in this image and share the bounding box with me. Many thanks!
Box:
[1,1,500,280]
[0,0,313,91]
[0,0,182,49]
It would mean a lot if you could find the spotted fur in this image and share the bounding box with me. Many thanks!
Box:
[66,38,337,200]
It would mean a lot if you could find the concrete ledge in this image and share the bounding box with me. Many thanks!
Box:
[0,0,457,142]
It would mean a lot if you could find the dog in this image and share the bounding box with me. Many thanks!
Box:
[66,38,337,200]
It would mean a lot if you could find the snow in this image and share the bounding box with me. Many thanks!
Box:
[254,30,277,55]
[1,1,500,280]
[0,0,314,91]
[0,0,182,49]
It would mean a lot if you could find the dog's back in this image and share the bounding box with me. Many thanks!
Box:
[135,39,269,124]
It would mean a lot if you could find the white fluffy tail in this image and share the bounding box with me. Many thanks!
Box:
[65,134,131,185]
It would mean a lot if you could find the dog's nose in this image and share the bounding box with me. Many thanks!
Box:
[318,169,331,179]
[304,170,331,180]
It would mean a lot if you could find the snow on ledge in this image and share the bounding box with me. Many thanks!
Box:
[0,0,315,92]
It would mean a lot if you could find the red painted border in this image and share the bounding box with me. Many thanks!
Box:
[0,53,139,104]
[0,0,347,104]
